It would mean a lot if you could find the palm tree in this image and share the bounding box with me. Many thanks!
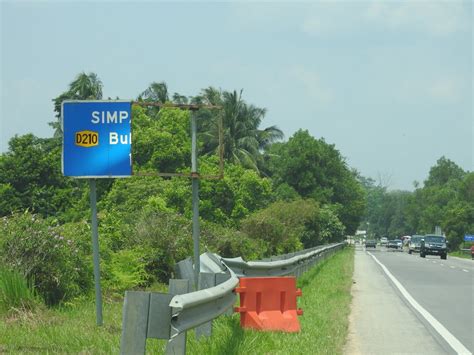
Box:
[139,81,169,103]
[172,93,189,104]
[197,87,283,172]
[51,72,103,136]
[68,72,103,100]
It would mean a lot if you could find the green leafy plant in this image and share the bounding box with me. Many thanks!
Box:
[241,199,318,255]
[201,221,264,260]
[130,210,193,282]
[103,248,148,292]
[0,213,92,305]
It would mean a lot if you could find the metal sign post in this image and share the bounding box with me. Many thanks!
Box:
[89,179,103,326]
[191,112,200,288]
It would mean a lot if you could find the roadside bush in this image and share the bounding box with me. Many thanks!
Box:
[241,199,319,255]
[99,176,167,217]
[165,158,274,226]
[130,211,193,282]
[0,213,92,305]
[301,205,346,248]
[201,221,264,260]
[103,248,148,292]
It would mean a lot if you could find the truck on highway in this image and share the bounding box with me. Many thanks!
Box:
[420,234,447,259]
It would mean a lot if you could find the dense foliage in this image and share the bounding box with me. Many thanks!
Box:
[0,72,364,307]
[361,157,473,250]
[265,130,366,235]
[0,213,92,305]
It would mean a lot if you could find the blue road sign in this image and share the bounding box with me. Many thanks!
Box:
[464,235,474,242]
[62,101,132,177]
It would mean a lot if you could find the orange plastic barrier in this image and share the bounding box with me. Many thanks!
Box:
[234,277,303,332]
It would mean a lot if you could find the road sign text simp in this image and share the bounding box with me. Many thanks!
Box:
[91,111,129,124]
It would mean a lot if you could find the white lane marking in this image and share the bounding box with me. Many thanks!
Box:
[440,264,444,267]
[463,269,469,273]
[367,252,471,355]
[432,261,437,263]
[450,266,455,269]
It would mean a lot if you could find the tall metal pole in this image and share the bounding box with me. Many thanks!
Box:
[89,179,103,326]
[191,112,200,288]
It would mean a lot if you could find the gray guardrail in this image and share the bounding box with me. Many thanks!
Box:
[169,267,239,338]
[222,243,342,277]
[120,242,346,355]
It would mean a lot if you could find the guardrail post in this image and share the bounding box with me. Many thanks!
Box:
[120,291,151,355]
[147,293,173,340]
[166,279,190,355]
[175,257,195,290]
[196,273,217,339]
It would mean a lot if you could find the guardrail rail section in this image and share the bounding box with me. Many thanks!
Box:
[120,242,345,355]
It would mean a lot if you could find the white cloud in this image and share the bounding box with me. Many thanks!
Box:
[299,3,366,36]
[427,76,464,103]
[301,17,324,36]
[397,74,466,104]
[291,66,333,104]
[229,1,471,38]
[366,1,471,36]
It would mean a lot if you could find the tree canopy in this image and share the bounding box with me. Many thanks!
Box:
[361,157,473,249]
[265,129,366,235]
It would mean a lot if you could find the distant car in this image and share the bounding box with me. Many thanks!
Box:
[365,239,377,248]
[420,235,447,259]
[380,237,388,246]
[408,235,423,254]
[387,239,402,250]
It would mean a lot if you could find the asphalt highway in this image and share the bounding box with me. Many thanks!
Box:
[345,245,473,354]
[372,247,473,353]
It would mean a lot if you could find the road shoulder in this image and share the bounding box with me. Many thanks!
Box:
[344,246,448,355]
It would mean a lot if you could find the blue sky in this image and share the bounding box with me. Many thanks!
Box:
[1,1,472,190]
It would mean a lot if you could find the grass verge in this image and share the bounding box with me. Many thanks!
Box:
[0,248,354,354]
[449,250,472,259]
[0,286,167,354]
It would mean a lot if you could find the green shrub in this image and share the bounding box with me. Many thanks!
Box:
[273,183,300,202]
[130,211,193,282]
[0,266,40,313]
[103,248,148,292]
[201,221,264,260]
[0,213,92,305]
[200,162,274,225]
[241,199,318,255]
[301,205,346,248]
